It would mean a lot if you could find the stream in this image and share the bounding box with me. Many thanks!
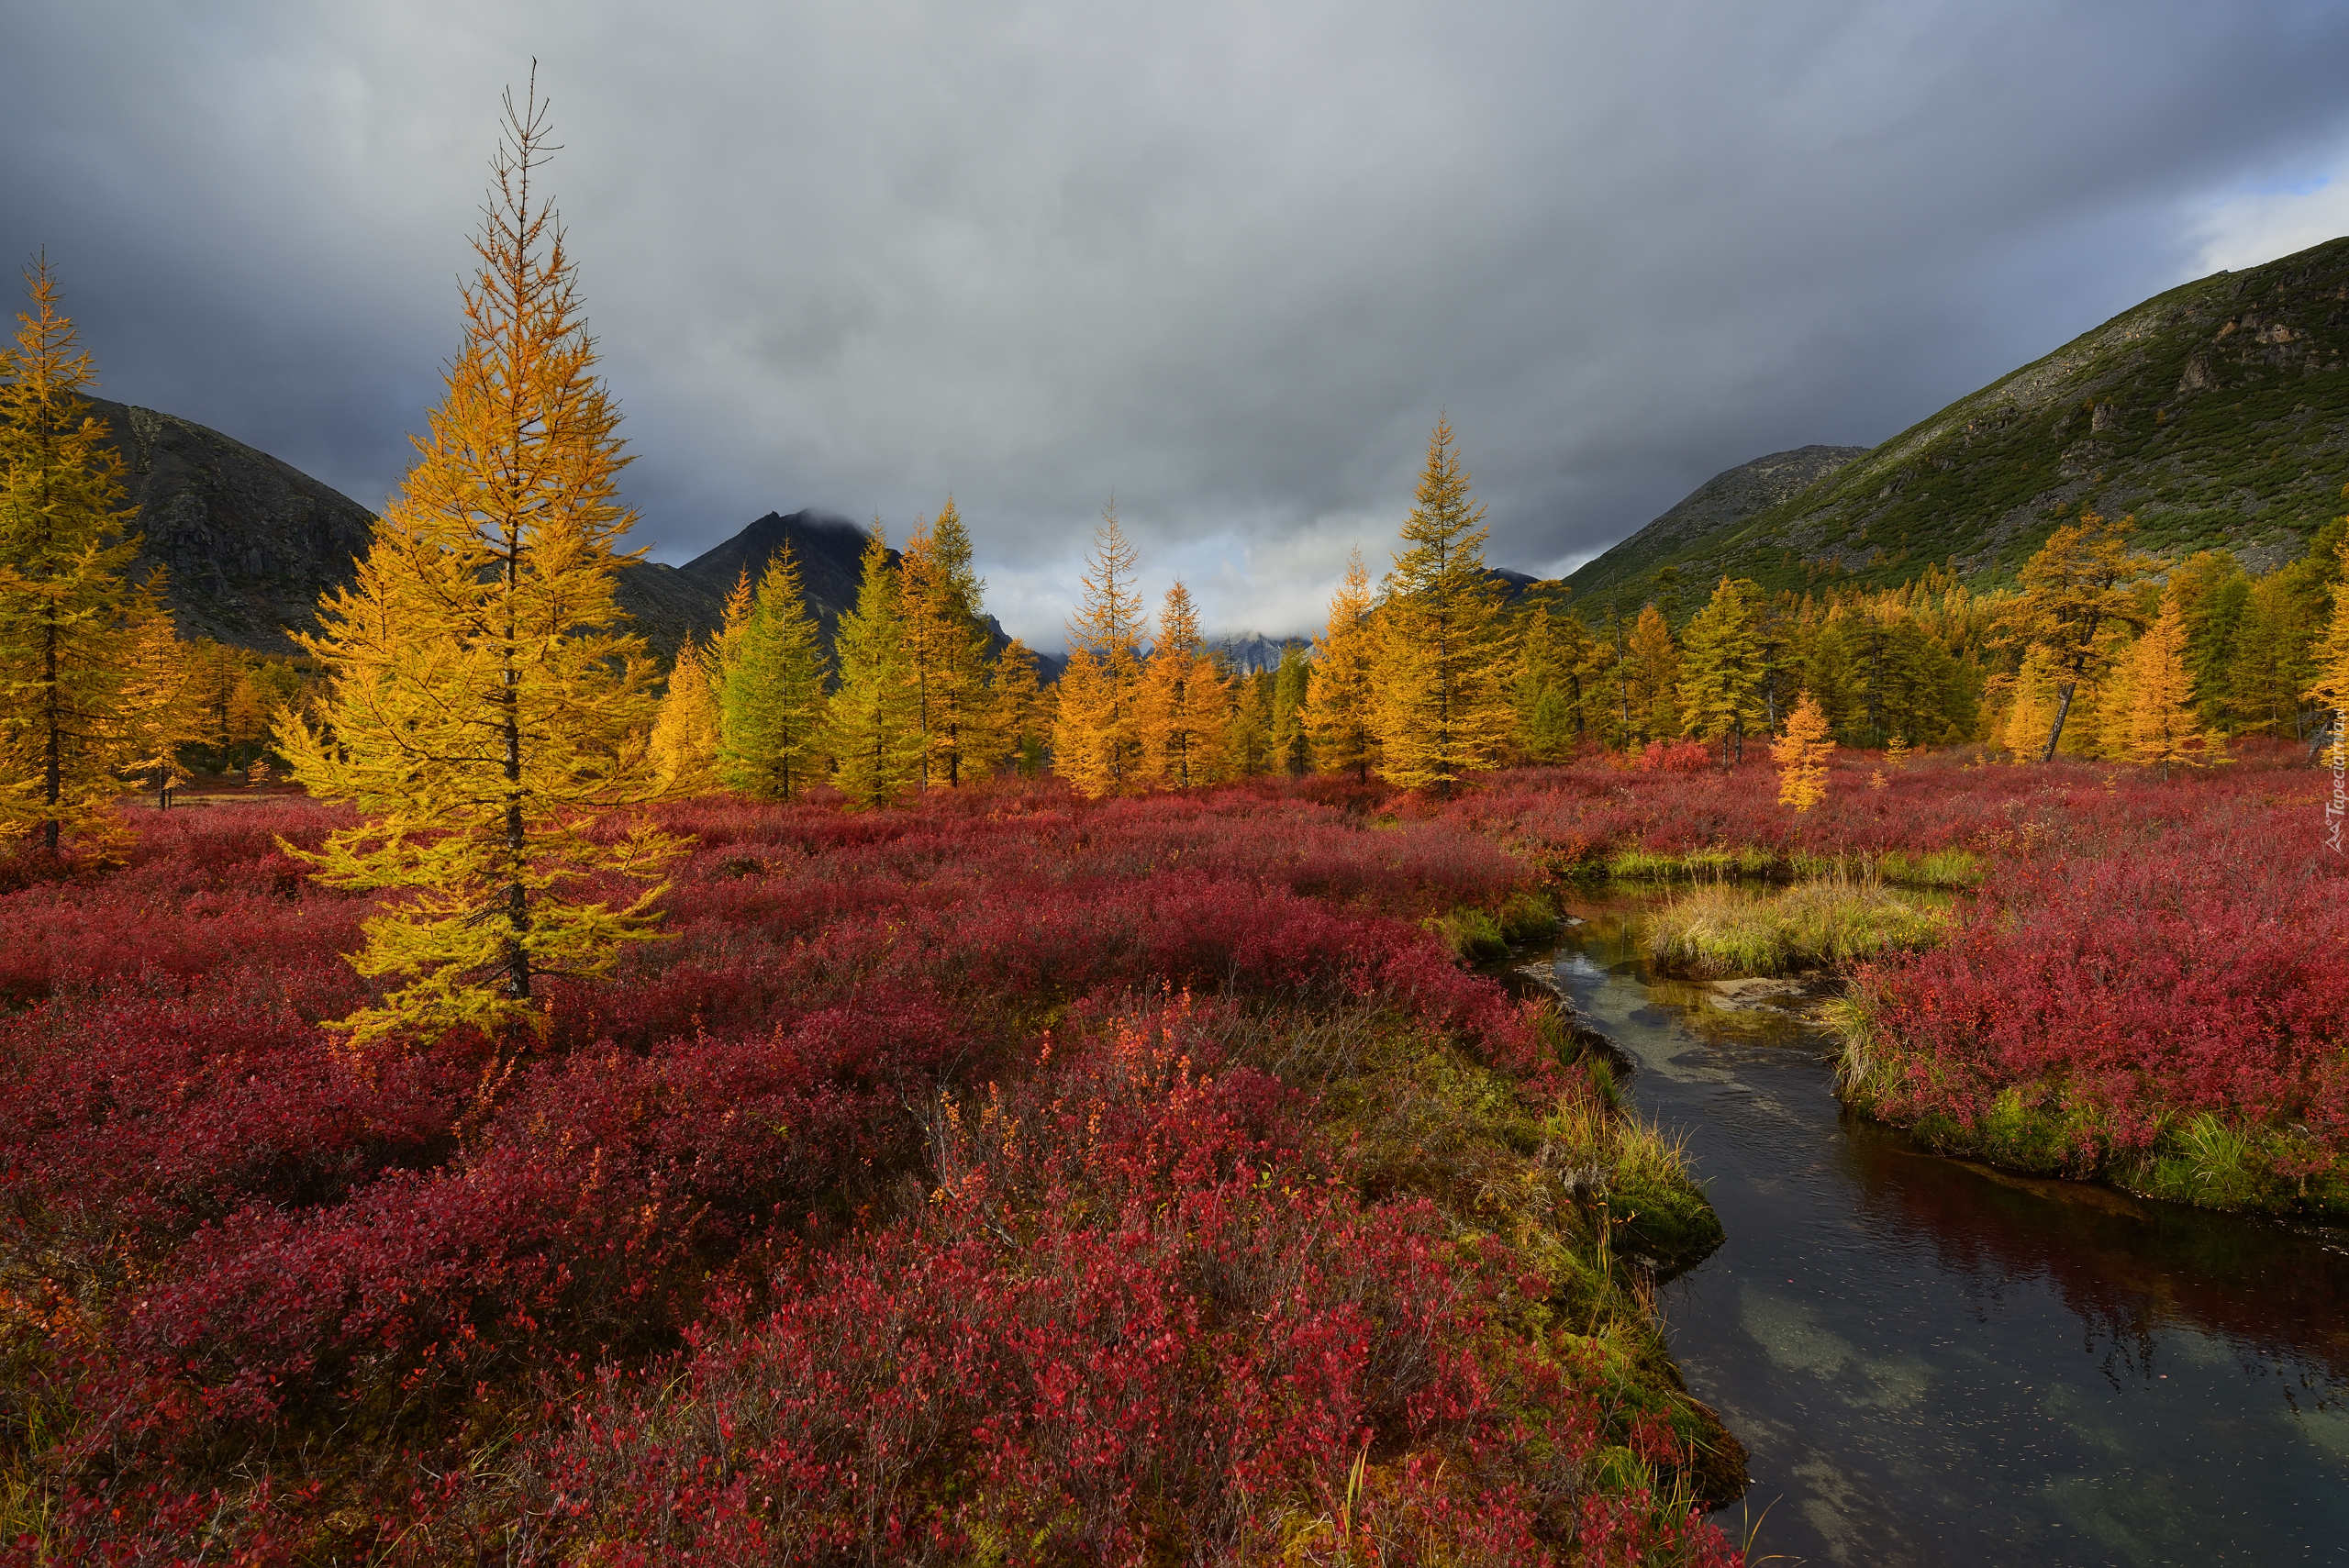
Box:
[1531,901,2349,1566]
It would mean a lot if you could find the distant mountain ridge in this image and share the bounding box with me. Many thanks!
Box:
[81,395,378,653]
[67,397,878,660]
[1564,235,2349,616]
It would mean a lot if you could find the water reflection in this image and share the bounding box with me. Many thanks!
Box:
[1536,902,2349,1567]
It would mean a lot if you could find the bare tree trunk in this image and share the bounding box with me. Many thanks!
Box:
[2040,681,2076,763]
[41,611,59,854]
[503,549,529,1003]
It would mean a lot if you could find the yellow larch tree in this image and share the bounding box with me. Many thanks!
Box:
[1052,506,1147,797]
[900,496,999,786]
[648,637,722,795]
[0,259,184,853]
[2126,593,2215,774]
[988,638,1051,775]
[1772,690,1833,811]
[277,86,683,1048]
[1136,579,1230,788]
[2303,511,2349,765]
[1994,511,2152,760]
[1624,603,1681,743]
[1371,417,1514,794]
[1998,646,2060,761]
[1306,546,1378,781]
[117,599,208,807]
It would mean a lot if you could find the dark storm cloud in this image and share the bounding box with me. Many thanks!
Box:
[6,1,2349,643]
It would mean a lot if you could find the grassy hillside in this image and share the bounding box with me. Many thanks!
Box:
[1553,445,1868,614]
[1564,235,2349,617]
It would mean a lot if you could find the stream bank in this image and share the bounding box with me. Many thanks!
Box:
[1534,896,2349,1566]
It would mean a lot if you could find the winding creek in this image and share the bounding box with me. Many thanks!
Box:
[1529,899,2349,1566]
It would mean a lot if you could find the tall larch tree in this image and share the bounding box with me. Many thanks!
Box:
[1269,642,1310,774]
[277,85,682,1047]
[1513,605,1578,762]
[2126,593,2214,774]
[0,259,183,854]
[826,524,922,810]
[648,638,722,795]
[717,541,830,800]
[1996,511,2152,760]
[117,605,208,808]
[1052,507,1147,797]
[1136,580,1230,788]
[1371,417,1513,794]
[1624,603,1681,743]
[1306,546,1378,781]
[988,638,1050,775]
[2303,515,2349,752]
[1227,662,1275,775]
[1675,576,1767,763]
[2232,571,2321,737]
[900,496,997,787]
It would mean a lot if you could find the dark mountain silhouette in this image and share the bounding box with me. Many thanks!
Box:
[80,395,377,653]
[65,402,880,661]
[673,509,888,649]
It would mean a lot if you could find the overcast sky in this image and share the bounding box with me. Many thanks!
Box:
[6,2,2349,645]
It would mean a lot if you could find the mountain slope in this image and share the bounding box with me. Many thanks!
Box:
[1562,445,1869,611]
[83,396,380,653]
[1564,235,2349,612]
[674,509,885,647]
[70,397,880,658]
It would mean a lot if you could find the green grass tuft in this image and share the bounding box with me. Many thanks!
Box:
[1646,873,1952,977]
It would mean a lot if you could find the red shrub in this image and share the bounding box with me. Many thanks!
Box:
[0,785,1731,1562]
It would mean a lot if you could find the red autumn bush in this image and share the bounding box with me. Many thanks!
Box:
[0,783,1731,1565]
[1841,784,2349,1194]
[1443,742,2349,1206]
[1634,740,1712,773]
[470,997,1726,1567]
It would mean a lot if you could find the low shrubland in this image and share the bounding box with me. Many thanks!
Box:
[1830,777,2349,1218]
[12,737,2334,1561]
[1446,742,2349,1218]
[0,779,1738,1566]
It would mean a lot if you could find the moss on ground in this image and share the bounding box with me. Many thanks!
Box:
[1229,999,1743,1507]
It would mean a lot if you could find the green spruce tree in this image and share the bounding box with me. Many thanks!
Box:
[826,524,922,809]
[718,539,831,800]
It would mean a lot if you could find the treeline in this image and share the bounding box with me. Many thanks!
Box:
[679,427,2349,810]
[651,416,1542,804]
[0,261,322,852]
[1492,508,2344,773]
